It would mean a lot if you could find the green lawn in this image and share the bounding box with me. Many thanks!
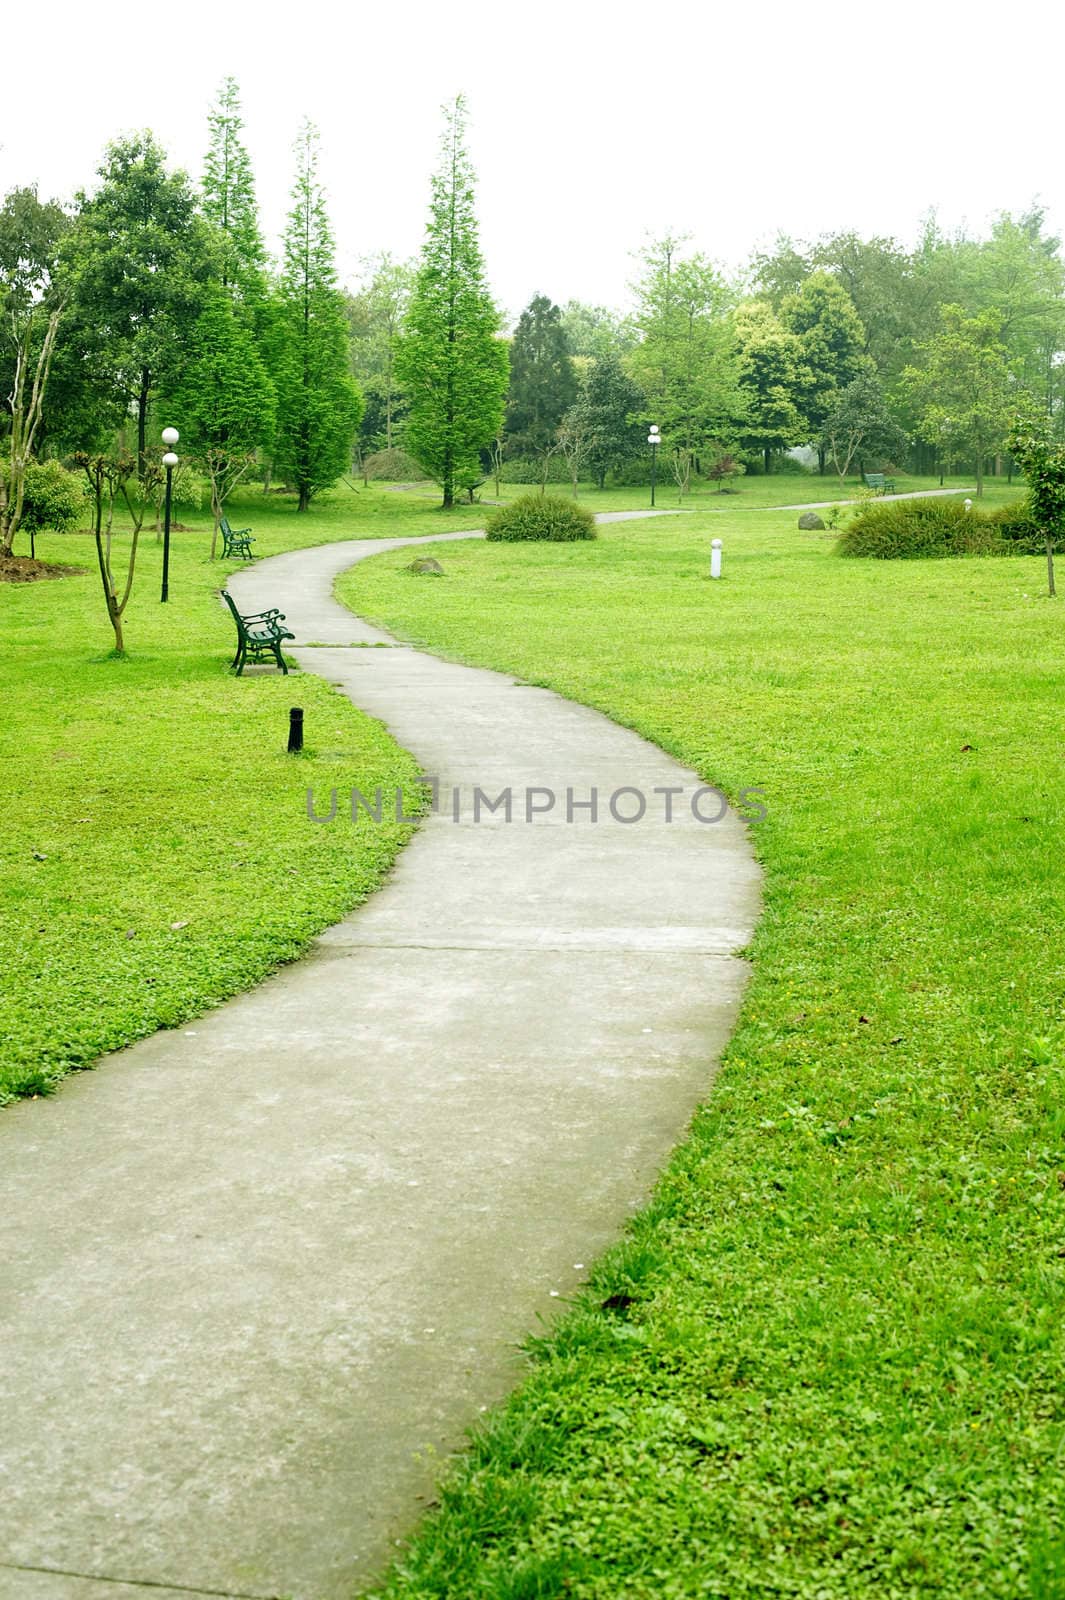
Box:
[338,495,1065,1599]
[399,470,993,516]
[1,480,473,1104]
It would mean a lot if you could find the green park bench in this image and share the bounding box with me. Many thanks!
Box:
[221,591,294,676]
[220,515,255,560]
[863,472,896,495]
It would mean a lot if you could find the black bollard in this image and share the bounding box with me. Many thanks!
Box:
[288,707,304,754]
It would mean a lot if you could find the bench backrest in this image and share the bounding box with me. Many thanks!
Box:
[864,473,885,488]
[220,590,246,635]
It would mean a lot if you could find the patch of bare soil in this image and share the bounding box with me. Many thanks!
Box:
[0,553,88,583]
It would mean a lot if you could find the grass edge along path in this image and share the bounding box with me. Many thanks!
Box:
[341,509,1065,1600]
[1,483,454,1106]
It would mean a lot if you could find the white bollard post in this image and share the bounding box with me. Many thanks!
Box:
[964,498,973,512]
[710,538,723,579]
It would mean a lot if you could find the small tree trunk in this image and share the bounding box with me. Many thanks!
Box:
[210,485,222,560]
[94,529,123,655]
[1046,536,1056,598]
[818,446,826,475]
[763,448,771,474]
[298,486,310,512]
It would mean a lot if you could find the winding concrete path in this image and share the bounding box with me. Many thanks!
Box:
[0,519,760,1600]
[766,486,976,512]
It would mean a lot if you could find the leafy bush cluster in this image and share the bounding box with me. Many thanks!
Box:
[20,460,87,534]
[498,456,572,485]
[837,496,1012,559]
[984,500,1043,551]
[362,447,423,482]
[485,494,597,543]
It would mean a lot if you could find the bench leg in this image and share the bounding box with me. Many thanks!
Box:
[234,644,246,676]
[273,643,288,675]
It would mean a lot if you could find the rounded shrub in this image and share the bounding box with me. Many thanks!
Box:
[837,497,1010,559]
[485,494,597,543]
[20,460,86,534]
[362,447,423,481]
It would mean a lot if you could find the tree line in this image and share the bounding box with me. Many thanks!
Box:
[0,87,506,563]
[352,212,1065,501]
[6,83,1065,577]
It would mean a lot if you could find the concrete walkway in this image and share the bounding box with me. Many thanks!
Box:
[767,486,976,512]
[0,518,759,1600]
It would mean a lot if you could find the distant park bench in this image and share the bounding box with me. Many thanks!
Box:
[221,591,294,676]
[220,515,255,560]
[863,472,896,495]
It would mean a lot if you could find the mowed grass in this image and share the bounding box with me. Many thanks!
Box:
[0,480,470,1104]
[396,470,990,516]
[341,502,1065,1598]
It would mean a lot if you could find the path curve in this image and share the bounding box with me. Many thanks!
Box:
[0,519,760,1600]
[765,485,976,512]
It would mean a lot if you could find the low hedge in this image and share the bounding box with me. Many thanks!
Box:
[984,500,1043,552]
[485,494,597,543]
[837,497,1012,559]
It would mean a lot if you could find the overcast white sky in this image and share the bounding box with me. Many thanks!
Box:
[4,0,1063,322]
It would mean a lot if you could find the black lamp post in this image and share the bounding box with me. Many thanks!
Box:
[160,427,179,603]
[648,424,660,507]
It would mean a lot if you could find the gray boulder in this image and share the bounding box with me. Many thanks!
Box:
[408,557,444,576]
[798,512,826,531]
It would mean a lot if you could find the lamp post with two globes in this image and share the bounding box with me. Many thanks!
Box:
[648,424,661,507]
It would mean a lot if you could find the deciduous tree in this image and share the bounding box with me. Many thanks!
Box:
[731,300,805,473]
[0,187,67,554]
[63,135,217,474]
[782,271,867,470]
[1007,408,1065,596]
[901,306,1015,496]
[161,285,275,549]
[629,235,743,493]
[345,253,414,455]
[821,370,908,483]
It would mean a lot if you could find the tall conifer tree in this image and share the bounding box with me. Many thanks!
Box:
[505,294,577,460]
[202,77,266,301]
[395,96,508,508]
[273,121,362,511]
